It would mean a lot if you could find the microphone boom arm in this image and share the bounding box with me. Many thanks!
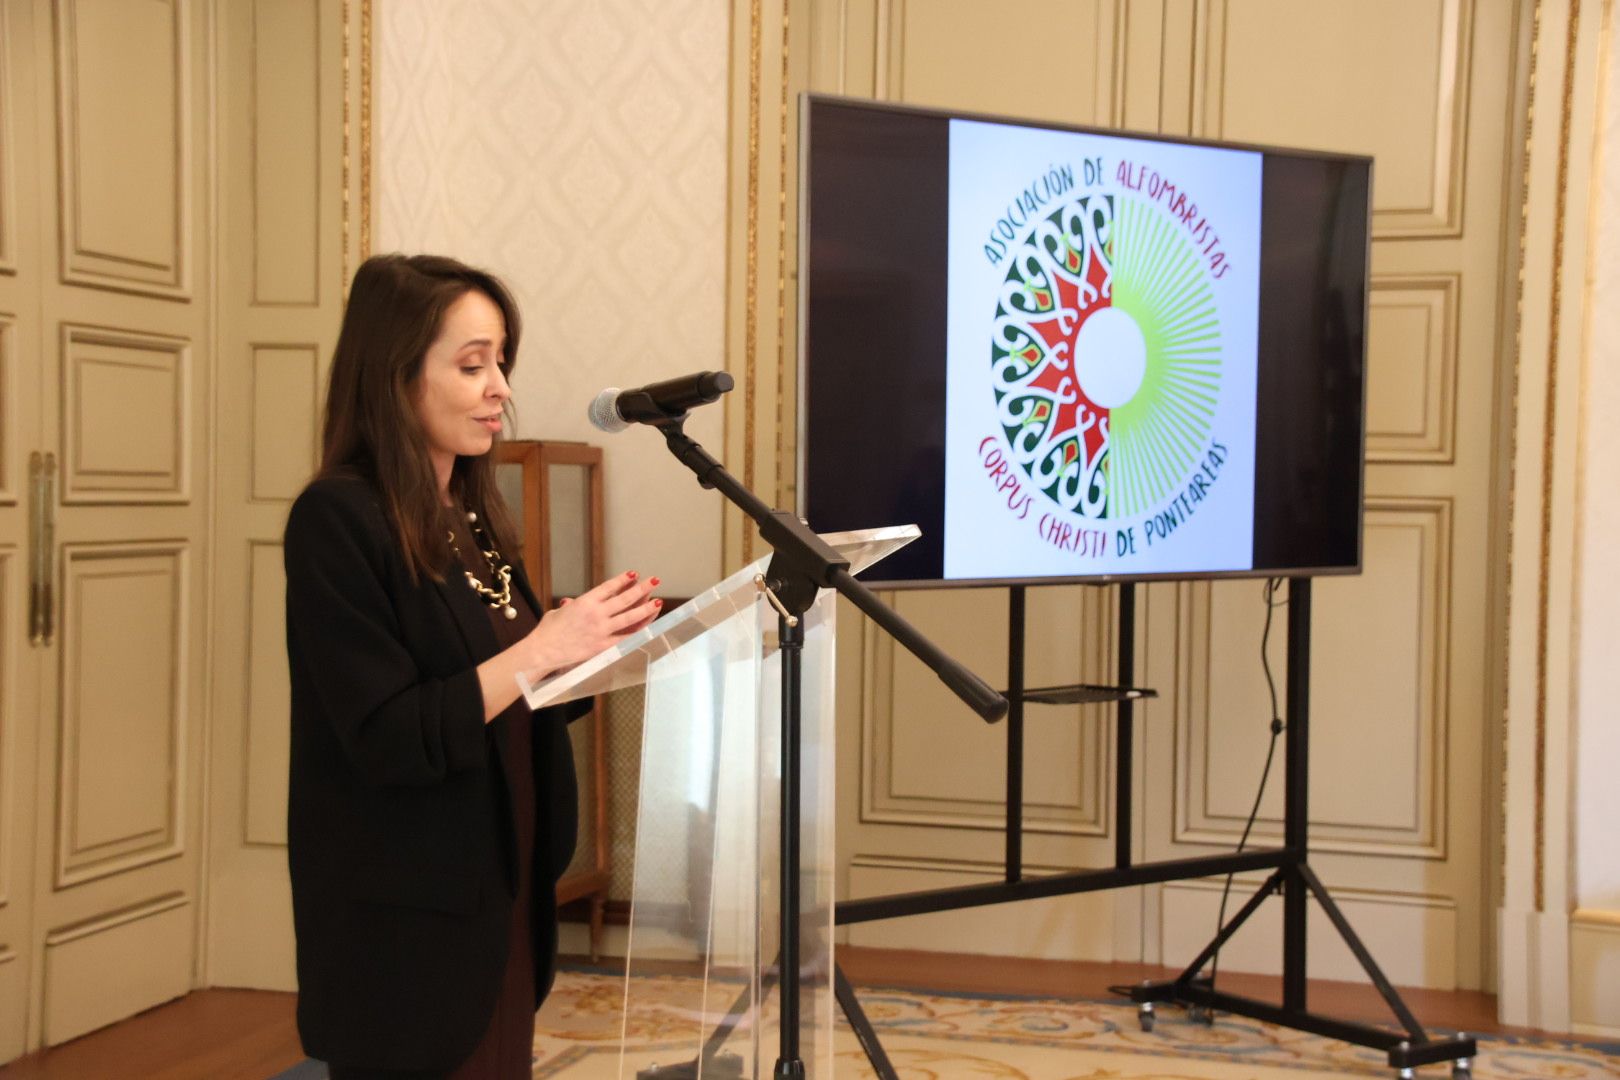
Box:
[656,418,1007,724]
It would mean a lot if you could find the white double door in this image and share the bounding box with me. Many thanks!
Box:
[1,0,210,1055]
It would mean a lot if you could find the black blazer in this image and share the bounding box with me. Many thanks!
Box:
[283,473,582,1072]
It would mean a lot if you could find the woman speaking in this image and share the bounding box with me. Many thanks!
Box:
[283,254,660,1078]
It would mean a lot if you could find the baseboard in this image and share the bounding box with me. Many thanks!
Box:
[1497,905,1572,1031]
[1160,878,1458,989]
[1570,908,1620,1034]
[843,858,1119,961]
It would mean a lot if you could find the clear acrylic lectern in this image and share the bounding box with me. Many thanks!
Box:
[519,526,919,1079]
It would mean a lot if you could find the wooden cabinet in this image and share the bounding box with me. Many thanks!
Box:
[495,440,610,957]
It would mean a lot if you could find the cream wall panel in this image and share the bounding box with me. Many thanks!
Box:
[0,0,14,275]
[60,325,189,503]
[56,543,185,888]
[1366,275,1459,463]
[249,345,318,502]
[41,894,190,1047]
[55,0,190,296]
[1119,0,1198,134]
[243,542,289,847]
[252,0,321,306]
[1160,878,1458,989]
[1570,914,1620,1037]
[0,950,21,1064]
[818,0,879,97]
[890,0,1112,124]
[861,586,1111,834]
[1179,501,1450,857]
[1574,0,1620,921]
[847,859,1116,959]
[376,0,730,597]
[1205,0,1469,237]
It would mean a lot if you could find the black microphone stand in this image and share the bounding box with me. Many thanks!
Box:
[637,411,1006,1080]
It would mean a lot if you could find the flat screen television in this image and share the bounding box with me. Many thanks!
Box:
[798,95,1372,587]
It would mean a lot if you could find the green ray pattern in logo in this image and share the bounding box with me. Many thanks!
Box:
[1106,197,1223,519]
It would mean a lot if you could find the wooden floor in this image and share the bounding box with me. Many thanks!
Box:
[0,949,1535,1079]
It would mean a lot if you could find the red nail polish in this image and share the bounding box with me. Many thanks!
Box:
[650,577,661,587]
[627,570,638,579]
[654,598,663,606]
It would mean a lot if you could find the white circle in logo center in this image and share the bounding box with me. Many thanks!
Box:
[1073,307,1147,409]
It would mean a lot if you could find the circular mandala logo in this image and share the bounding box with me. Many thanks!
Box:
[989,193,1222,522]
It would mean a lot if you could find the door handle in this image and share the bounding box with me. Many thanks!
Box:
[27,452,57,647]
[28,452,43,646]
[40,452,56,646]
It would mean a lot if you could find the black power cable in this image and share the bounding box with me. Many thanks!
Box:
[1203,577,1287,991]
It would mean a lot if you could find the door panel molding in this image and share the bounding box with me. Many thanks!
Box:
[55,541,188,889]
[1366,274,1461,464]
[1172,498,1452,860]
[0,0,16,276]
[248,343,319,503]
[250,0,322,306]
[0,546,13,908]
[58,323,191,505]
[242,540,288,847]
[886,0,1115,124]
[40,892,190,1045]
[858,587,1113,837]
[54,0,192,298]
[1200,0,1471,238]
[0,314,14,504]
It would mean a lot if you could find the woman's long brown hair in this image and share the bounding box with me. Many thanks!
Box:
[318,253,523,583]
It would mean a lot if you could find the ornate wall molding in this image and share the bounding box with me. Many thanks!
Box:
[1499,0,1610,1031]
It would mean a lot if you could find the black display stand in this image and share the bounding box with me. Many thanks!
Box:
[831,579,1477,1080]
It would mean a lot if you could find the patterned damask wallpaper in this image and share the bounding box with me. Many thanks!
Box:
[376,0,730,592]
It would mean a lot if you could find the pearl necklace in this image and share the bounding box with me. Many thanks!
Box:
[447,510,516,620]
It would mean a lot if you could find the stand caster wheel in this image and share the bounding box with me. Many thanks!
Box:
[1395,1069,1415,1080]
[1187,1003,1215,1025]
[1452,1059,1473,1080]
[1138,1002,1156,1032]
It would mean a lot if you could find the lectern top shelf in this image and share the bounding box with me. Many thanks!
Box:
[517,523,921,710]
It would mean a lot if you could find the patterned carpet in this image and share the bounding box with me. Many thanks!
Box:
[530,969,1620,1079]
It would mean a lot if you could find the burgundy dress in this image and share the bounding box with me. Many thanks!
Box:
[328,518,544,1080]
[445,514,542,1080]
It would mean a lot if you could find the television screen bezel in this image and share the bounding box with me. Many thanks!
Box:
[795,92,1374,590]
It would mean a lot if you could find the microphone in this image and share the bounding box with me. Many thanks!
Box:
[587,371,735,433]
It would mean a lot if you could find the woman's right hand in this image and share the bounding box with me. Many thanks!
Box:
[523,570,662,678]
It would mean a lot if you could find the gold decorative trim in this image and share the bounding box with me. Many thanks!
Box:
[340,0,371,287]
[361,0,372,261]
[774,1,792,508]
[1501,0,1540,919]
[1532,0,1582,915]
[341,0,351,287]
[743,0,762,564]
